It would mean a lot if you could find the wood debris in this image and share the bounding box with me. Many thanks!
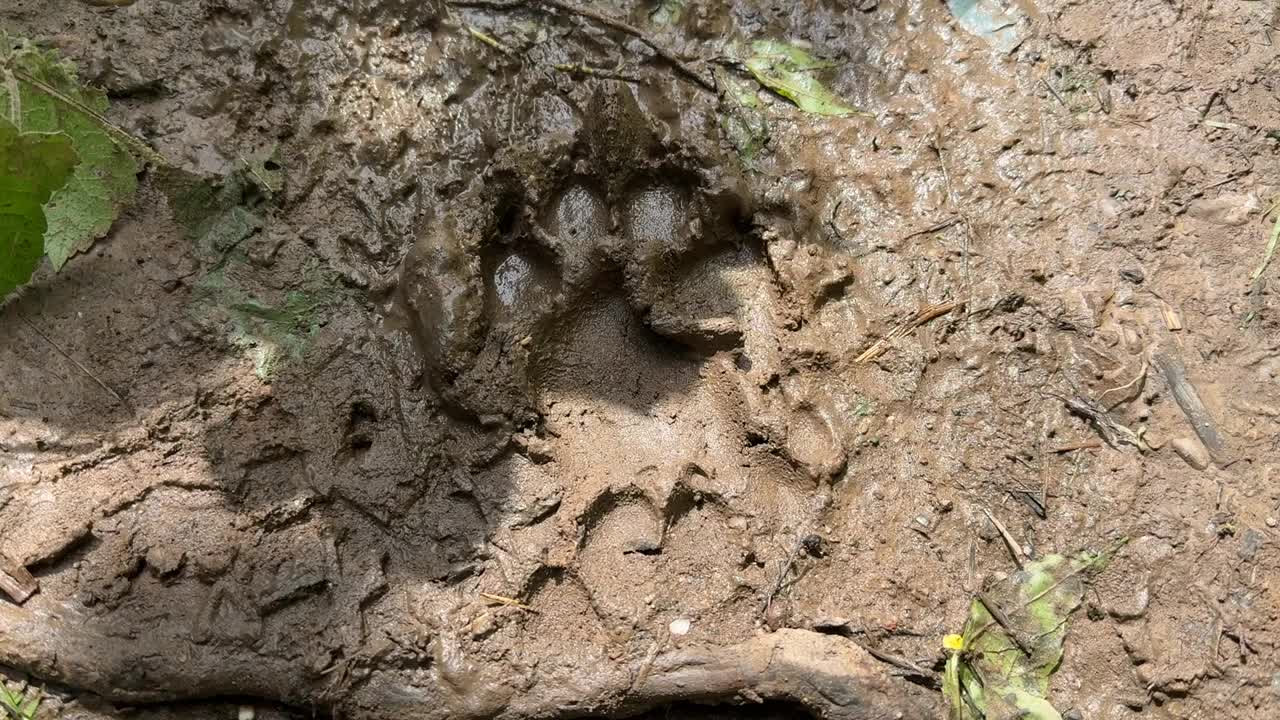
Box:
[1153,351,1225,462]
[0,552,38,604]
[855,300,962,363]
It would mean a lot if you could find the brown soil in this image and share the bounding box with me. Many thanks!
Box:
[2,0,1278,718]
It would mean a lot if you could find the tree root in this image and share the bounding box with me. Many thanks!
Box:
[1,597,935,719]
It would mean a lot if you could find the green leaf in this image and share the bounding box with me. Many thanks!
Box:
[0,118,77,298]
[717,71,768,165]
[0,681,41,720]
[743,40,864,117]
[943,546,1120,720]
[0,38,139,269]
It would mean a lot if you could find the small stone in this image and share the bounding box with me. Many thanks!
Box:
[669,618,691,636]
[800,534,825,557]
[145,545,185,577]
[1119,268,1145,284]
[727,516,748,531]
[193,545,238,582]
[1266,517,1277,528]
[623,538,662,555]
[1239,529,1265,563]
[811,616,852,633]
[1170,436,1210,470]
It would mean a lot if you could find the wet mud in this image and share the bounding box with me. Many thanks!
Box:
[1,1,1279,719]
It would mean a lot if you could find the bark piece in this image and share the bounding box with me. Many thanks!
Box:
[0,552,38,604]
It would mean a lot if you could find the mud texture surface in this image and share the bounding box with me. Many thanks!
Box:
[2,1,1279,718]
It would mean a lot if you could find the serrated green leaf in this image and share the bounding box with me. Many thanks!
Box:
[0,118,77,298]
[743,40,864,117]
[943,547,1119,720]
[0,38,139,269]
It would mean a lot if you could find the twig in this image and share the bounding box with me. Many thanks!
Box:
[1049,440,1101,453]
[1099,358,1148,410]
[854,641,941,688]
[899,216,960,242]
[463,23,644,84]
[19,315,127,408]
[629,635,666,694]
[1059,392,1146,451]
[480,591,537,612]
[0,551,38,604]
[975,591,1033,657]
[536,0,713,91]
[855,300,961,363]
[1041,78,1067,108]
[1152,351,1225,459]
[1250,205,1280,283]
[448,0,714,91]
[466,25,516,55]
[552,63,646,84]
[981,508,1026,570]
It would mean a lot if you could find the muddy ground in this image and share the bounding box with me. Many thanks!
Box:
[2,0,1279,718]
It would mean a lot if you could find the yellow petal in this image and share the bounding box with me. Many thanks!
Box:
[943,633,965,651]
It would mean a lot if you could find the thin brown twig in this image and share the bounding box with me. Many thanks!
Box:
[19,315,127,408]
[480,592,536,612]
[855,300,962,363]
[1049,440,1102,453]
[552,63,646,84]
[854,641,941,688]
[536,0,713,91]
[447,0,714,91]
[899,216,960,243]
[975,591,1034,657]
[981,508,1026,570]
[1041,78,1067,108]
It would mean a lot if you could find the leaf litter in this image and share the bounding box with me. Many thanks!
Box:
[165,148,345,379]
[943,541,1124,720]
[0,37,139,270]
[0,118,77,298]
[742,39,866,117]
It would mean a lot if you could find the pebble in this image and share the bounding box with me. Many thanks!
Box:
[145,545,186,577]
[1239,529,1265,562]
[669,618,691,636]
[1170,436,1210,470]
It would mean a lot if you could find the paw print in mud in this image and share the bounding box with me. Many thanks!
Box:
[398,133,758,424]
[397,85,851,492]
